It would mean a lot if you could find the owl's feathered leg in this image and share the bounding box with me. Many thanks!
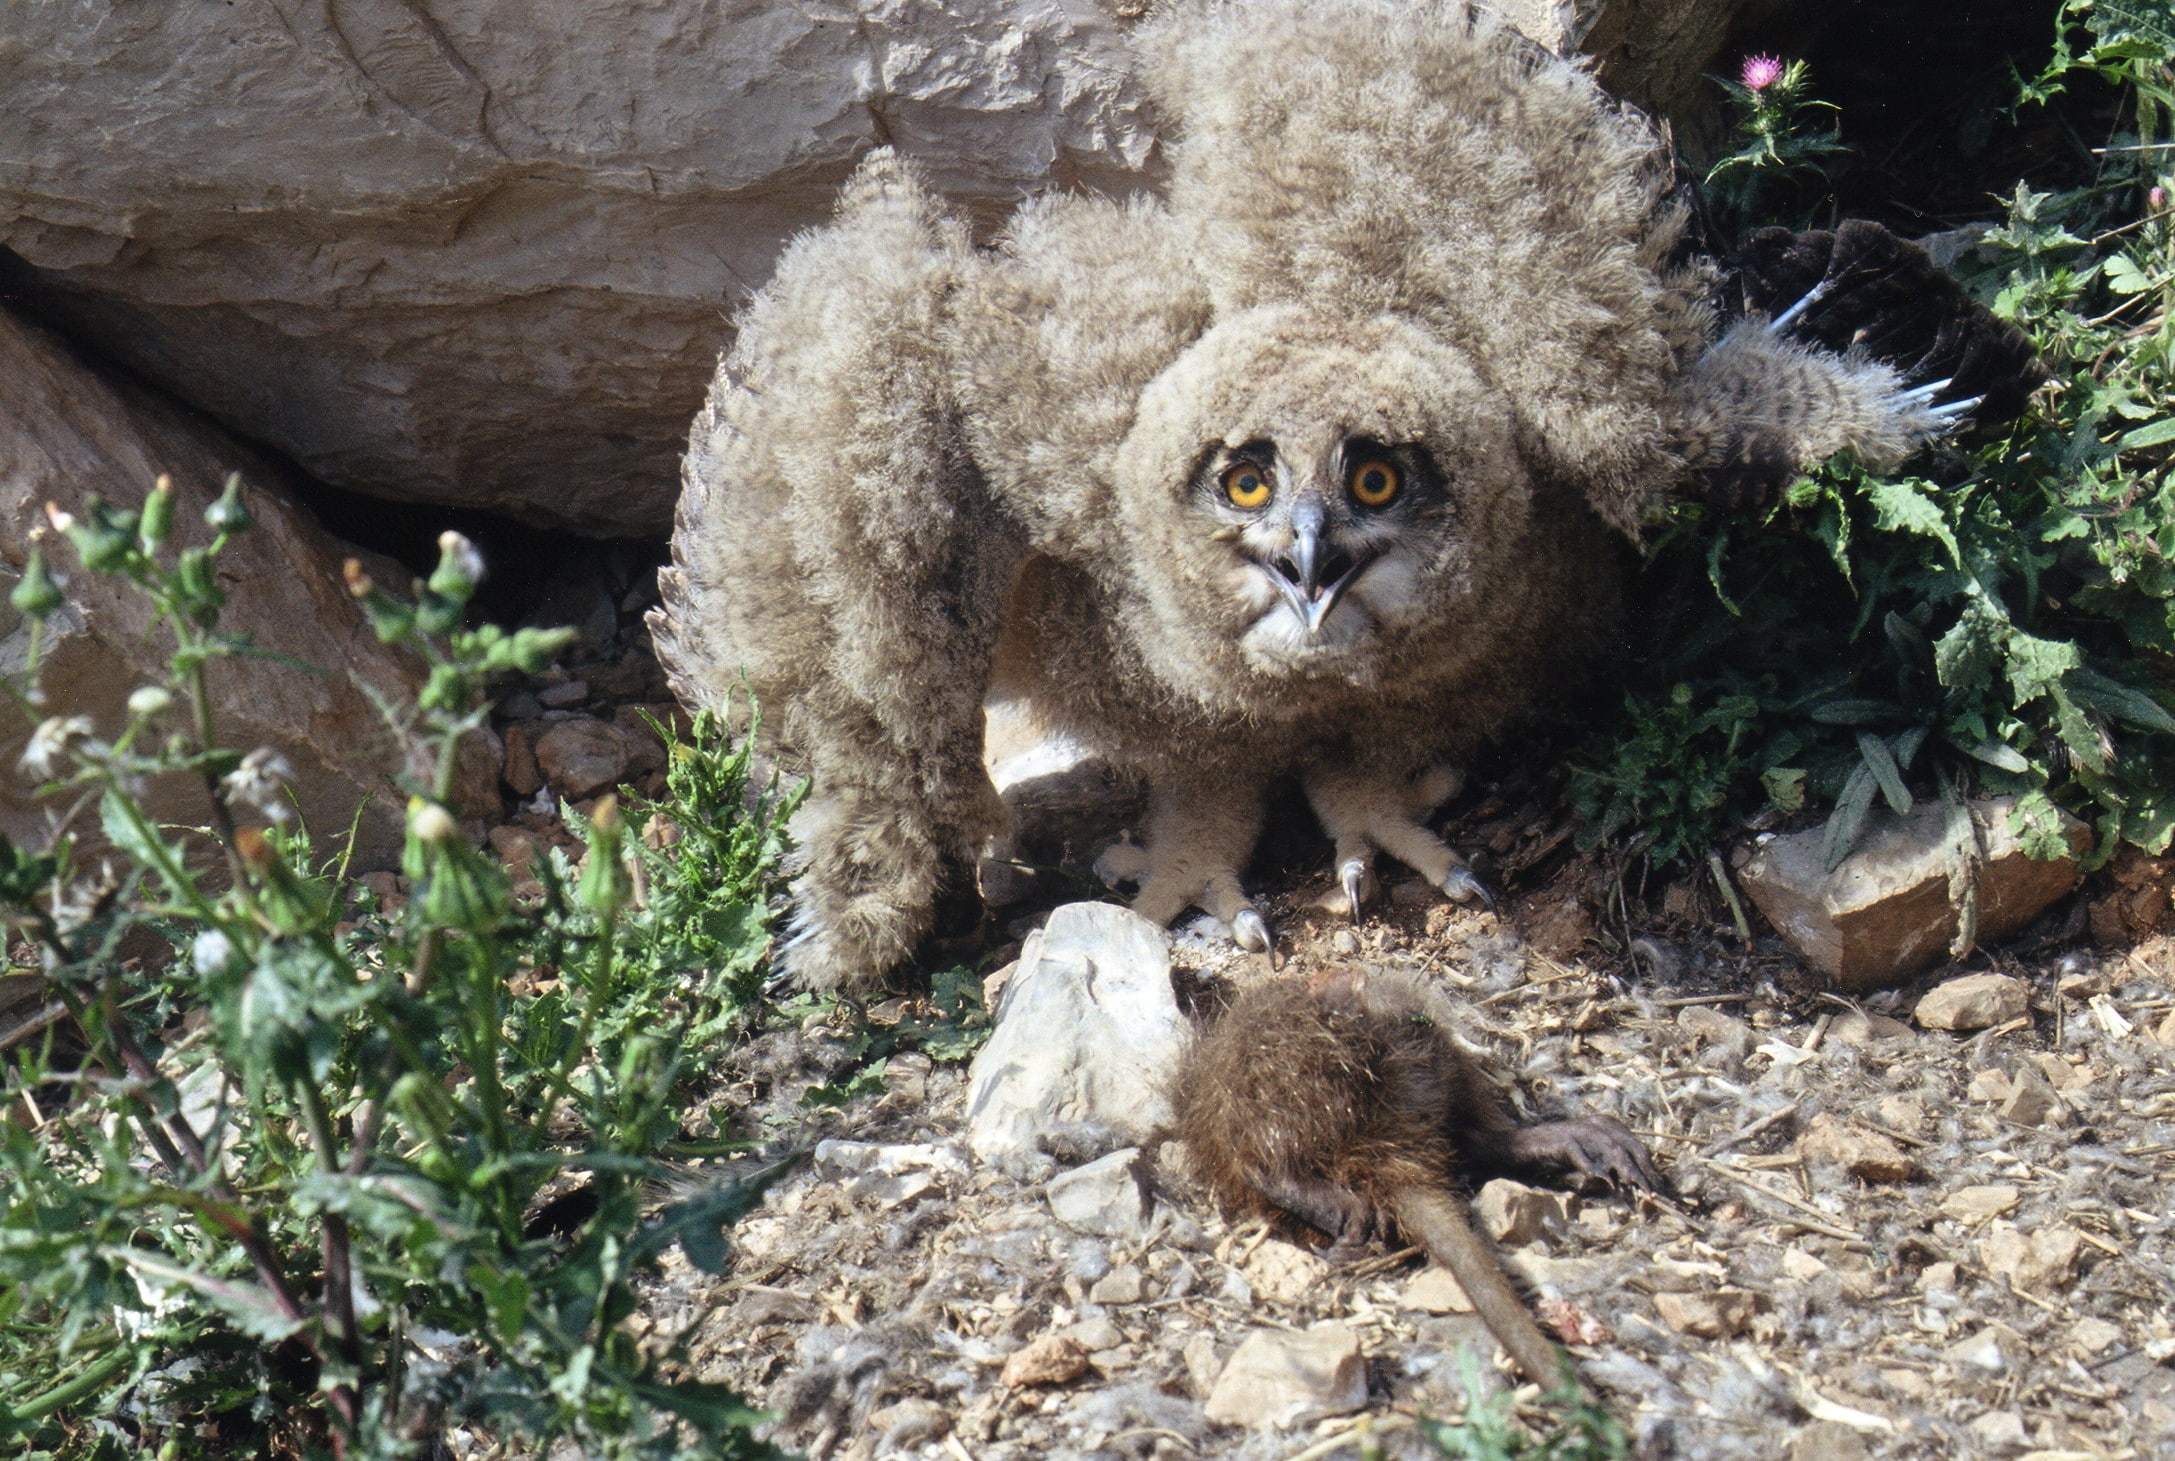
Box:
[1115,780,1272,952]
[1303,763,1486,917]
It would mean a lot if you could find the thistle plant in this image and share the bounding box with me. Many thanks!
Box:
[0,476,792,1459]
[1704,54,1849,238]
[1578,6,2175,883]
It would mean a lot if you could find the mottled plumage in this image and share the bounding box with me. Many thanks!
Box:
[653,0,2012,990]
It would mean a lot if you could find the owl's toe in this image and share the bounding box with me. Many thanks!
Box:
[1441,865,1495,909]
[1230,907,1272,953]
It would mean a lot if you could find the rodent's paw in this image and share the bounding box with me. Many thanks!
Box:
[1509,1115,1663,1194]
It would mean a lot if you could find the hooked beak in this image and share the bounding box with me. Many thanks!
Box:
[1260,507,1373,636]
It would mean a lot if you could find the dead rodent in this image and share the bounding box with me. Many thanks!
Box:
[1170,965,1660,1386]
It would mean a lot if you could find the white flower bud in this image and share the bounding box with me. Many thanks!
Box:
[408,800,459,844]
[191,929,237,977]
[127,686,174,719]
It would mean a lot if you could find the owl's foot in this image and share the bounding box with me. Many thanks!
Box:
[1098,780,1271,953]
[1304,762,1489,916]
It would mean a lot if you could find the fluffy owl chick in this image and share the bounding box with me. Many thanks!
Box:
[653,0,2018,990]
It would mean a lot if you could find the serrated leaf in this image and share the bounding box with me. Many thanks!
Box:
[1761,766,1807,813]
[2009,791,2076,861]
[1934,610,2002,692]
[2119,417,2175,451]
[2104,254,2155,294]
[1865,480,1962,567]
[1824,763,1879,872]
[112,1250,302,1344]
[2003,631,2082,704]
[2053,689,2110,775]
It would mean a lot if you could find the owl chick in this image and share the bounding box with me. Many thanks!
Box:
[652,0,2025,990]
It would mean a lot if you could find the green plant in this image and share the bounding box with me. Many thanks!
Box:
[0,478,794,1459]
[1417,1354,1629,1460]
[1578,1,2175,879]
[1704,54,1850,238]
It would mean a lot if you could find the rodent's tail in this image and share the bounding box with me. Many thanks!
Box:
[1387,1185,1574,1393]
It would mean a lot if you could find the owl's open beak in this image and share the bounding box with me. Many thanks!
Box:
[1263,516,1373,636]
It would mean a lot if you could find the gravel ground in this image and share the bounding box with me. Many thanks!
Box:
[604,878,2175,1461]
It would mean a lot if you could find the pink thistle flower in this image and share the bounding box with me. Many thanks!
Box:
[1740,54,1785,92]
[2152,186,2169,213]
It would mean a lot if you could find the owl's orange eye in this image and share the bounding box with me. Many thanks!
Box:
[1349,458,1400,508]
[1222,462,1272,510]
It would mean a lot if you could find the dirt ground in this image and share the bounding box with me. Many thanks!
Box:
[598,862,2175,1461]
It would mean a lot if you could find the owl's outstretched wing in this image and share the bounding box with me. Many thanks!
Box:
[651,151,1022,989]
[1679,220,2045,509]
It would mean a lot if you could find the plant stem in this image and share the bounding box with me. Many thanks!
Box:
[1,1344,132,1427]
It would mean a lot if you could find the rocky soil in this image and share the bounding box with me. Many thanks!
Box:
[290,541,2164,1461]
[651,909,2172,1460]
[407,682,2175,1461]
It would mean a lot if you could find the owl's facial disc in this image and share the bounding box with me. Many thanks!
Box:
[1207,437,1421,641]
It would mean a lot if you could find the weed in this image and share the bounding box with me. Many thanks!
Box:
[1579,4,2175,877]
[0,482,793,1458]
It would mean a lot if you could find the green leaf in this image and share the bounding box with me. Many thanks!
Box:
[2119,417,2175,451]
[1761,766,1807,813]
[1952,736,2032,774]
[109,1251,302,1344]
[2003,631,2082,705]
[1807,698,1902,726]
[2066,667,2175,735]
[1934,608,2004,692]
[1857,731,1912,816]
[1865,480,1962,567]
[2009,791,2076,861]
[1823,763,1879,871]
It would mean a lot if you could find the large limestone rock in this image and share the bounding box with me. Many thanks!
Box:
[0,0,1745,535]
[0,0,1158,534]
[0,307,427,868]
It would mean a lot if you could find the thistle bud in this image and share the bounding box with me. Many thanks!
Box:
[579,792,633,916]
[204,474,252,535]
[408,799,458,845]
[2152,185,2169,213]
[67,497,138,573]
[10,545,63,619]
[427,530,486,603]
[139,474,176,550]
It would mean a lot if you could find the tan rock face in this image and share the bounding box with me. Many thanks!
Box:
[0,309,417,868]
[0,1,1160,533]
[1738,798,2087,990]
